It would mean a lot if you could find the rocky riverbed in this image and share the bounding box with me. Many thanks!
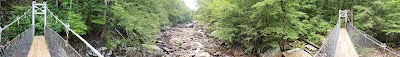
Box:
[75,21,251,57]
[156,21,247,57]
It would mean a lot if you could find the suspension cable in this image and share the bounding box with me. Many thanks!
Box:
[349,25,400,56]
[0,7,31,43]
[47,8,104,57]
[347,0,399,56]
[1,7,31,31]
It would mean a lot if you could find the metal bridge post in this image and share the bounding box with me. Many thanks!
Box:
[44,2,47,32]
[339,10,349,27]
[48,8,104,57]
[338,10,341,24]
[17,16,20,33]
[0,27,2,44]
[66,23,69,43]
[32,1,35,35]
[32,1,47,35]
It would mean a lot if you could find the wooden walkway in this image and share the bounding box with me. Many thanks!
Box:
[335,28,359,57]
[27,36,51,57]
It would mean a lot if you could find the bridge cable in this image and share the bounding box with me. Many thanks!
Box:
[1,8,31,31]
[349,25,400,56]
[0,7,31,43]
[347,0,399,56]
[47,8,104,57]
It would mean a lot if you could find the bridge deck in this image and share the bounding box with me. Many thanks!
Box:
[335,28,359,57]
[27,36,51,57]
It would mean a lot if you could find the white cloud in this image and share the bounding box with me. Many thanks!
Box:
[183,0,199,10]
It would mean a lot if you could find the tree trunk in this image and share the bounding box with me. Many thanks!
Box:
[0,1,3,26]
[132,29,144,44]
[279,39,285,51]
[104,0,107,19]
[0,1,2,21]
[56,0,58,8]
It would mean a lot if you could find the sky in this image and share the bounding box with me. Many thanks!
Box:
[183,0,199,10]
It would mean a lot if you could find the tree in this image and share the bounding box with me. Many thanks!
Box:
[109,0,192,49]
[196,0,334,53]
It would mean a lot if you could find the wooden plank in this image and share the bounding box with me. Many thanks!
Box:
[28,36,51,57]
[335,28,359,57]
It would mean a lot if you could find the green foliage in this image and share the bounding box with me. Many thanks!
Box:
[66,11,88,35]
[110,0,192,48]
[196,0,400,54]
[1,0,399,55]
[105,32,118,49]
[80,0,108,25]
[43,0,90,35]
[1,0,192,49]
[353,0,400,36]
[197,0,333,53]
[2,6,32,39]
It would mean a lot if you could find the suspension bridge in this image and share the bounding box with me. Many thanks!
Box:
[0,1,399,57]
[0,1,103,57]
[314,10,400,57]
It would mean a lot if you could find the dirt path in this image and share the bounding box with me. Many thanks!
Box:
[156,21,247,57]
[335,28,359,57]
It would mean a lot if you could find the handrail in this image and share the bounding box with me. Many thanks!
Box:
[47,9,104,57]
[1,8,31,31]
[315,9,400,57]
[0,7,31,43]
[313,22,341,57]
[314,10,343,57]
[347,23,400,56]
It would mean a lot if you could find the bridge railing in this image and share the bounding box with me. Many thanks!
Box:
[47,8,104,57]
[0,7,34,57]
[314,21,341,57]
[44,27,81,57]
[0,27,34,57]
[346,23,400,57]
[314,10,345,57]
[0,8,31,44]
[1,1,103,56]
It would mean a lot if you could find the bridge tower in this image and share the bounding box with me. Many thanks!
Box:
[31,1,47,35]
[339,10,352,27]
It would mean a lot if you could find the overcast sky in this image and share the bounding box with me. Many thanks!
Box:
[183,0,199,10]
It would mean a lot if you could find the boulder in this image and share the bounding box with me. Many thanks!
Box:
[87,47,110,57]
[259,48,282,57]
[283,48,312,57]
[305,45,317,51]
[212,52,222,56]
[195,52,211,57]
[126,47,142,57]
[149,46,165,57]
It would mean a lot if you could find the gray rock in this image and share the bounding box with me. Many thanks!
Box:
[99,47,108,51]
[163,55,173,57]
[157,40,163,43]
[195,52,211,57]
[106,50,112,55]
[127,50,142,57]
[212,52,222,56]
[163,47,173,52]
[148,46,165,57]
[224,56,232,57]
[259,48,282,57]
[283,48,311,57]
[305,45,317,51]
[125,47,143,57]
[152,46,163,52]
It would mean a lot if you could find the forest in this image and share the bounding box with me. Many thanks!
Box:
[196,0,400,53]
[0,0,399,57]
